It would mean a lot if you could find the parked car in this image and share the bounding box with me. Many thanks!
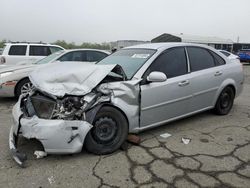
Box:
[0,49,110,97]
[237,49,250,63]
[0,42,64,66]
[218,50,240,61]
[10,43,244,167]
[0,48,3,55]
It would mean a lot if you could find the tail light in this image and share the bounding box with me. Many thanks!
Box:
[0,56,6,64]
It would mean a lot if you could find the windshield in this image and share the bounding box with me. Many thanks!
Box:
[35,50,65,64]
[97,49,156,79]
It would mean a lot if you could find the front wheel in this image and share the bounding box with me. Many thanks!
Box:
[15,78,33,98]
[213,87,235,115]
[84,106,128,155]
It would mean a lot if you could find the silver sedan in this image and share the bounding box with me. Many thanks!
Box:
[10,43,244,167]
[0,49,110,97]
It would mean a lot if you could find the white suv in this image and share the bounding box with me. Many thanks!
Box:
[0,43,64,66]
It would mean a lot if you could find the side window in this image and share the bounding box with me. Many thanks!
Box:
[86,51,108,62]
[9,45,27,55]
[29,46,51,56]
[145,47,187,79]
[210,51,226,66]
[187,47,215,72]
[58,52,73,61]
[50,46,63,54]
[58,51,87,62]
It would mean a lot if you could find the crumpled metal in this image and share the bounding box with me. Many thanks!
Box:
[29,62,119,97]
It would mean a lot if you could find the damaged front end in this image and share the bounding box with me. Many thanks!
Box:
[9,62,140,167]
[9,93,95,167]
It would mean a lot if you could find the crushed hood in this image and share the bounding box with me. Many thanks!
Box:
[29,62,125,97]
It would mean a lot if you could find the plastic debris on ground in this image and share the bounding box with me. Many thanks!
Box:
[181,137,191,144]
[160,133,172,139]
[34,151,47,159]
[48,176,55,185]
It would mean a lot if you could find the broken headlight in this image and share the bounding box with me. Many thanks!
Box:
[30,95,56,119]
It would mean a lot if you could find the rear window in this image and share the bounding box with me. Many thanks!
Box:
[9,45,27,55]
[86,51,108,62]
[29,46,51,56]
[220,51,230,57]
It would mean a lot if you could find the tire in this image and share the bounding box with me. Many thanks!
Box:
[213,87,235,115]
[15,78,33,98]
[85,106,128,155]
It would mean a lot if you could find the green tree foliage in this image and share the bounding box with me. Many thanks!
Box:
[53,40,110,50]
[0,40,7,48]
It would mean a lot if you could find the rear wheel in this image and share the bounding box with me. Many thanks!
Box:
[15,78,33,97]
[85,106,128,155]
[213,87,235,115]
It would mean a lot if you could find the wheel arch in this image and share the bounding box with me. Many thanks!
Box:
[98,103,129,126]
[86,103,129,128]
[14,77,30,97]
[213,79,237,107]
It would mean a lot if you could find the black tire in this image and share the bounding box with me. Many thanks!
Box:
[15,78,33,98]
[85,106,128,155]
[213,87,235,115]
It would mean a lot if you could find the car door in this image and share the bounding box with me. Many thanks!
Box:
[29,45,51,61]
[140,47,192,128]
[187,47,227,112]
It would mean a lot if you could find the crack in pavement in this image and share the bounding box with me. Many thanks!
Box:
[97,125,250,187]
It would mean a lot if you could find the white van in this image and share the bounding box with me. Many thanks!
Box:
[0,42,64,66]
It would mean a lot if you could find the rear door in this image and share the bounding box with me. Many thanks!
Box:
[29,45,51,62]
[140,47,192,128]
[187,47,227,112]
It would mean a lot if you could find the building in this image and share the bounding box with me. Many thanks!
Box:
[151,33,234,52]
[233,43,250,53]
[110,40,149,50]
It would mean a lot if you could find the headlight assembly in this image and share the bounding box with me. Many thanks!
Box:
[30,95,56,119]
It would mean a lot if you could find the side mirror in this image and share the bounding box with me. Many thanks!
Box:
[147,71,167,82]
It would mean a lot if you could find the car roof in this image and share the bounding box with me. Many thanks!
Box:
[5,42,58,46]
[64,48,110,54]
[125,42,212,50]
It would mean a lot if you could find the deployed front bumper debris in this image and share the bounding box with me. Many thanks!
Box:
[9,96,92,167]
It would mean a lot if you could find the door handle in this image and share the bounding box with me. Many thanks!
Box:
[178,80,189,87]
[214,71,223,76]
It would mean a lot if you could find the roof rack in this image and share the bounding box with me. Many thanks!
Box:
[7,41,48,44]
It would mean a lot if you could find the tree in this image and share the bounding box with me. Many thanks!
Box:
[53,40,110,50]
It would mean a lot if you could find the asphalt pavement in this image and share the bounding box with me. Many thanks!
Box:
[0,64,250,188]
